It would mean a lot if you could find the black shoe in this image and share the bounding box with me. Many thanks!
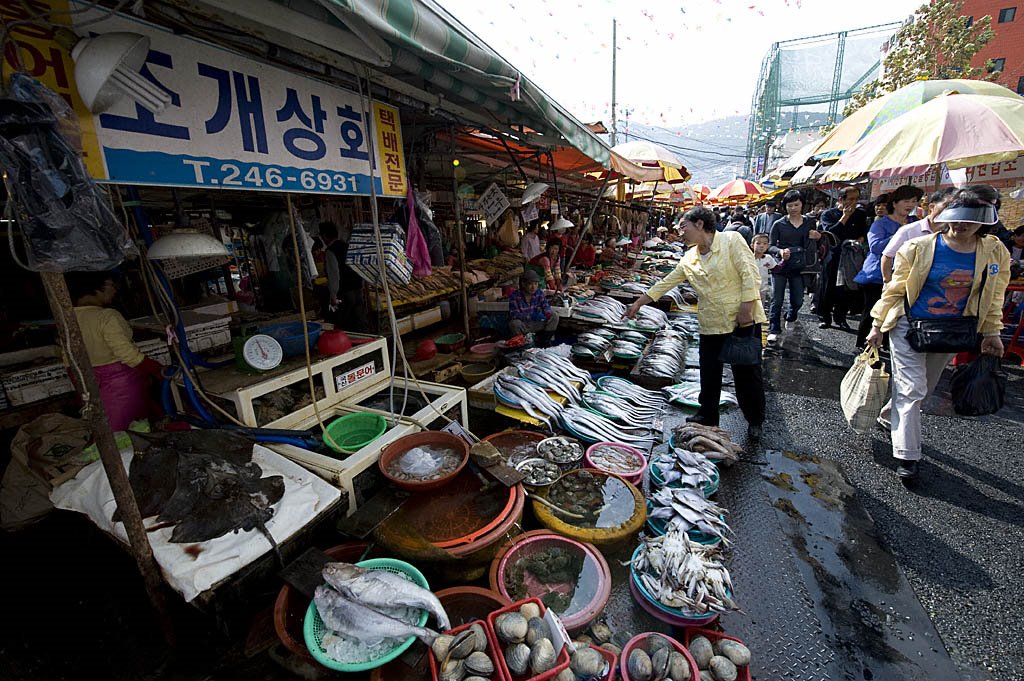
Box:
[836,320,852,331]
[818,322,831,329]
[747,424,762,442]
[897,460,919,479]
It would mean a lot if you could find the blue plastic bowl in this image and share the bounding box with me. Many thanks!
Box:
[260,321,322,358]
[629,545,724,625]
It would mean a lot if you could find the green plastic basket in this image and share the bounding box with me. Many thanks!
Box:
[322,412,387,453]
[303,558,430,672]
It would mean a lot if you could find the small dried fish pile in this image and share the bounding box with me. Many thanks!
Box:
[314,562,449,663]
[560,406,658,449]
[494,605,561,678]
[494,374,565,429]
[636,330,688,379]
[631,529,738,615]
[587,443,645,475]
[597,376,667,411]
[648,486,731,543]
[689,635,752,681]
[431,624,497,681]
[649,447,717,488]
[670,423,743,464]
[574,295,627,324]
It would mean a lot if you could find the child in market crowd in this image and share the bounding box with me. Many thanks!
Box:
[751,233,777,311]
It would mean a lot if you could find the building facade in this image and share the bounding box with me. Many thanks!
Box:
[962,1,1024,93]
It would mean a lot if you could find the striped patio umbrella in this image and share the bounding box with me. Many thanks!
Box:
[688,184,712,201]
[811,79,1023,161]
[825,93,1024,180]
[708,179,766,202]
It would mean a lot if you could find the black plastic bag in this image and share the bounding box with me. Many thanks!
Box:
[718,325,762,366]
[951,354,1006,416]
[0,74,133,272]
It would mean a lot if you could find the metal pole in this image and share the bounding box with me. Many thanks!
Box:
[566,172,612,268]
[39,271,175,646]
[450,125,471,339]
[497,133,530,185]
[548,151,562,221]
[610,18,617,147]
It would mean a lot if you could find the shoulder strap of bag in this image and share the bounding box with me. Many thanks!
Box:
[904,240,989,320]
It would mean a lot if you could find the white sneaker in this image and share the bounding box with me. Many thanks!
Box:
[767,333,778,342]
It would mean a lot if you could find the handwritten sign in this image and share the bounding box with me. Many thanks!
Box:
[520,202,539,223]
[478,183,511,226]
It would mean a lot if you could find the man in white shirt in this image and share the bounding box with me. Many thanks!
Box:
[880,187,956,283]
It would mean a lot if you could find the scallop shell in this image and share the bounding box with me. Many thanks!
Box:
[570,646,607,677]
[651,647,671,680]
[708,656,737,681]
[688,636,714,670]
[628,648,653,681]
[530,638,557,675]
[525,617,551,646]
[464,651,494,677]
[439,658,464,681]
[668,651,691,681]
[505,643,531,676]
[432,634,454,662]
[447,629,478,660]
[469,623,488,653]
[494,612,529,645]
[519,602,541,621]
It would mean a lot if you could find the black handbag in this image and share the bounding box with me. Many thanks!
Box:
[903,268,986,353]
[718,325,762,366]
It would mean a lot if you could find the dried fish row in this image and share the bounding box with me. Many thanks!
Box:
[560,406,658,449]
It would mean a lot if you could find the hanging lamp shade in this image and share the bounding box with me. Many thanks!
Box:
[550,217,574,231]
[521,182,549,204]
[147,232,230,259]
[67,31,172,114]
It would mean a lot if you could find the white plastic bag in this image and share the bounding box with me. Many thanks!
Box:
[396,447,444,477]
[840,346,890,434]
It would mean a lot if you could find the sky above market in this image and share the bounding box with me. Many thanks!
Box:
[438,0,924,127]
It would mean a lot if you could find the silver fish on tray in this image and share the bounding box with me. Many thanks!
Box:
[323,562,451,630]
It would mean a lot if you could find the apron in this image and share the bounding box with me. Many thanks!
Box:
[93,362,150,432]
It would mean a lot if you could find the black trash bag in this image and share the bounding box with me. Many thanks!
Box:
[951,354,1006,417]
[0,74,134,272]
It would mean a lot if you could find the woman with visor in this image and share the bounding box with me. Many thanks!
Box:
[866,188,1010,480]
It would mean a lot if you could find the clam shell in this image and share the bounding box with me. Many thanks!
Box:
[651,647,671,680]
[525,617,551,646]
[688,636,714,670]
[628,648,653,681]
[505,642,531,676]
[439,658,464,681]
[519,602,541,621]
[447,629,478,660]
[708,656,737,681]
[555,669,576,681]
[699,671,714,681]
[716,640,750,667]
[601,642,623,657]
[464,651,494,676]
[668,651,691,681]
[530,638,557,675]
[469,623,488,653]
[589,621,613,644]
[494,612,529,645]
[647,634,671,654]
[570,646,607,677]
[432,634,454,662]
[464,677,489,681]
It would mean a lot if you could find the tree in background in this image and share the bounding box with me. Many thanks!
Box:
[843,0,996,117]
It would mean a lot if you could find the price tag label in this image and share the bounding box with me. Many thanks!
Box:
[335,361,376,390]
[543,609,572,655]
[441,420,473,444]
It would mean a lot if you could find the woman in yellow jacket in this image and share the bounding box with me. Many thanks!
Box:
[866,190,1010,480]
[626,206,767,442]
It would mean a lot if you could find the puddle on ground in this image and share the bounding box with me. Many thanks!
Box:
[763,450,960,681]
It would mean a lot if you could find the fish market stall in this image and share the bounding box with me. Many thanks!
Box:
[50,434,341,603]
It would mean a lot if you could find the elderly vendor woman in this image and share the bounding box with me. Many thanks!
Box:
[508,269,559,346]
